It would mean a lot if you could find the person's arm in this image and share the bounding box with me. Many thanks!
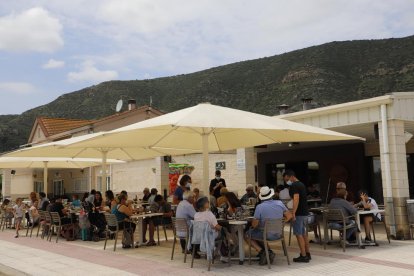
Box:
[119,205,133,217]
[283,210,293,222]
[251,218,259,228]
[292,193,299,220]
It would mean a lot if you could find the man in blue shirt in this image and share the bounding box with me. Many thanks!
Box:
[247,186,292,265]
[176,191,198,256]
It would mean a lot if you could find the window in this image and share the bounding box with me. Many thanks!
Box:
[34,181,43,193]
[53,180,64,196]
[73,178,88,193]
[97,176,111,192]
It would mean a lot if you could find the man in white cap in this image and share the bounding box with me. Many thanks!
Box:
[246,186,292,265]
[240,184,257,205]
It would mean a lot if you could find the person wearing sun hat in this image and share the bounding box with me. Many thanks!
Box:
[246,186,292,265]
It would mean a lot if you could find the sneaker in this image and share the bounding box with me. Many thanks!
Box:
[306,252,311,260]
[220,256,229,263]
[293,255,309,263]
[256,249,265,258]
[364,237,372,243]
[14,234,19,238]
[269,250,275,264]
[259,253,268,266]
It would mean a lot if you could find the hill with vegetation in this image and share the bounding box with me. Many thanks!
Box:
[1,35,414,152]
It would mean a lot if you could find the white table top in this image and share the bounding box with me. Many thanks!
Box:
[357,209,385,215]
[228,220,248,225]
[130,212,164,219]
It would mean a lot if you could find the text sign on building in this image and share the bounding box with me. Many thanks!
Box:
[237,159,246,170]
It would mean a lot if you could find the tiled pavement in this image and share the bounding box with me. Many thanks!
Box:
[0,225,414,276]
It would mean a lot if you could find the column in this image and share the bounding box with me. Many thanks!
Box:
[236,148,258,194]
[378,119,410,239]
[1,169,12,198]
[155,157,170,198]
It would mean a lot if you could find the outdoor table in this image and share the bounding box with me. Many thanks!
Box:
[130,212,164,246]
[355,209,385,248]
[228,220,248,265]
[307,198,322,208]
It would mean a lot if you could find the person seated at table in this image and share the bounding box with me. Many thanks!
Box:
[216,187,228,207]
[195,197,222,236]
[94,191,104,209]
[278,182,291,201]
[209,188,217,210]
[329,188,357,242]
[112,194,136,247]
[49,198,72,225]
[71,195,81,208]
[240,184,257,205]
[104,190,117,211]
[307,183,320,199]
[335,182,355,203]
[193,188,200,203]
[148,188,158,205]
[176,191,197,254]
[354,190,381,242]
[142,195,173,246]
[1,199,13,223]
[87,189,96,204]
[28,200,40,227]
[224,192,242,216]
[246,186,292,265]
[142,188,151,202]
[173,175,191,204]
[38,192,50,211]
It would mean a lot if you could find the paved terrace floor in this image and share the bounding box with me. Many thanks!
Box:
[0,225,413,276]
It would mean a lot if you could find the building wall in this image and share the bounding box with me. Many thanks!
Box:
[10,169,34,199]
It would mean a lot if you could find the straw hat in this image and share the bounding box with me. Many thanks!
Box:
[259,186,275,200]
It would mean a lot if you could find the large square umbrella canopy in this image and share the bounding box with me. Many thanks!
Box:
[6,103,363,193]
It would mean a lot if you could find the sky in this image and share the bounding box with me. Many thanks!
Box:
[0,0,413,115]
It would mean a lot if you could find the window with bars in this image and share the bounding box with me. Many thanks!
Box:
[73,178,88,193]
[34,181,43,193]
[97,176,111,192]
[53,180,64,196]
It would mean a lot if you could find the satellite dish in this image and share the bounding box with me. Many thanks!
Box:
[115,99,123,112]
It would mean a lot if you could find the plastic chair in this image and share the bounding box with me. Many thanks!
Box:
[49,212,63,243]
[171,217,189,262]
[103,213,120,251]
[248,218,290,269]
[323,208,356,252]
[42,211,52,240]
[189,221,230,271]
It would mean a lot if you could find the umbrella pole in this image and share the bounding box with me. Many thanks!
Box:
[101,150,108,191]
[43,161,48,196]
[202,134,210,197]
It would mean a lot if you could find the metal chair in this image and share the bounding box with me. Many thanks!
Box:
[42,211,52,240]
[0,209,13,231]
[323,208,356,252]
[49,212,63,243]
[36,210,46,238]
[189,221,230,271]
[248,218,290,269]
[103,213,120,251]
[171,217,189,263]
[25,213,36,238]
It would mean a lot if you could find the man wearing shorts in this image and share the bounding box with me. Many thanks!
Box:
[284,170,311,263]
[246,186,292,265]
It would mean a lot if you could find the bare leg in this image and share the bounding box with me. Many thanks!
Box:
[364,217,373,239]
[148,222,155,242]
[304,233,310,253]
[296,235,306,256]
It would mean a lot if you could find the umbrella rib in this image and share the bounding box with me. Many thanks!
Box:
[150,125,179,148]
[252,129,282,144]
[119,148,135,160]
[212,131,222,152]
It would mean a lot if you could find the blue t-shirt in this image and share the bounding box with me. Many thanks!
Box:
[174,186,184,201]
[254,199,287,229]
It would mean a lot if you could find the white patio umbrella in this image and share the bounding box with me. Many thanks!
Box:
[0,157,124,195]
[44,103,363,194]
[3,132,197,188]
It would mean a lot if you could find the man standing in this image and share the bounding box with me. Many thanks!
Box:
[284,170,310,263]
[209,170,226,198]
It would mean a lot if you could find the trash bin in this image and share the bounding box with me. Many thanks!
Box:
[407,200,414,225]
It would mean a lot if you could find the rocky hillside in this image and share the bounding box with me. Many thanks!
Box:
[1,35,414,152]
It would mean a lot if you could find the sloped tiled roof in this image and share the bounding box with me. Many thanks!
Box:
[37,117,94,137]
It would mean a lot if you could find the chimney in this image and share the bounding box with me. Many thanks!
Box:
[128,99,137,110]
[277,104,290,115]
[301,98,313,111]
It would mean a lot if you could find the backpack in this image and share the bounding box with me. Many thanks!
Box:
[122,228,133,248]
